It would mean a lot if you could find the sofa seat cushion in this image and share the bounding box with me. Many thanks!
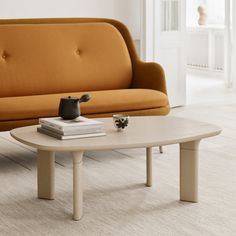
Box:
[0,89,168,121]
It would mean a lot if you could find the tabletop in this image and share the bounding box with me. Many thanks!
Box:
[10,116,222,151]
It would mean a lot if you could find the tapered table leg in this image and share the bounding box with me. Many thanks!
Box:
[37,150,55,200]
[180,140,200,203]
[146,147,152,187]
[71,151,83,221]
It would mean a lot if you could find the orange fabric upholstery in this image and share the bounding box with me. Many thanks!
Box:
[0,18,170,131]
[0,23,132,97]
[0,107,170,131]
[0,89,168,121]
[132,61,168,94]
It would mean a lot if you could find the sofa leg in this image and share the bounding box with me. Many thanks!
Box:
[146,147,152,187]
[159,146,163,154]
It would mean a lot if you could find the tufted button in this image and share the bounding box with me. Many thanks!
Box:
[2,51,8,60]
[76,49,81,55]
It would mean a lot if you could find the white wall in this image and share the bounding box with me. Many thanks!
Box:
[187,27,225,74]
[0,0,141,39]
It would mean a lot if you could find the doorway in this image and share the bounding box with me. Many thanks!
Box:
[142,0,186,108]
[141,0,233,107]
[186,0,233,105]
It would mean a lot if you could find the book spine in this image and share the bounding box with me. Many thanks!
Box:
[61,124,104,132]
[37,127,62,140]
[37,127,106,140]
[41,125,64,135]
[39,117,104,131]
[39,119,63,131]
[42,124,103,136]
[61,132,106,140]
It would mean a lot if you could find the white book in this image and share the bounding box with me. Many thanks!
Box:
[41,124,104,136]
[37,127,106,140]
[39,116,104,132]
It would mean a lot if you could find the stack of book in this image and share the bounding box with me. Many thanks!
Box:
[37,116,106,140]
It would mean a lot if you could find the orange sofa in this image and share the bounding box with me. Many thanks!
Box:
[0,18,170,131]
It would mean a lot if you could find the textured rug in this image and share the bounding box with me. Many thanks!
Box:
[0,104,236,236]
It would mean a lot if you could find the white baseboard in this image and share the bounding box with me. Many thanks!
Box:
[187,67,224,79]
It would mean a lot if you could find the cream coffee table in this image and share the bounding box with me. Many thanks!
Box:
[10,116,221,221]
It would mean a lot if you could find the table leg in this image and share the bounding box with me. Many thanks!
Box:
[180,140,200,203]
[37,150,55,200]
[146,147,152,187]
[71,151,83,221]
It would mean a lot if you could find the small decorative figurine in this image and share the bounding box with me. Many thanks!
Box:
[113,114,129,131]
[198,5,207,26]
[58,94,91,120]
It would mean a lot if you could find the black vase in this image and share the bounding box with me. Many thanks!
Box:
[58,96,80,120]
[58,94,91,120]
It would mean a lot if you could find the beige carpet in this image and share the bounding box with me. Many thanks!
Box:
[0,104,236,236]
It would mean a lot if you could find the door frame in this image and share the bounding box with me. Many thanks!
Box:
[141,0,187,107]
[225,0,233,88]
[141,0,155,61]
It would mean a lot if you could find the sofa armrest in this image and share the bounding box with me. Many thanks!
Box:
[131,61,168,95]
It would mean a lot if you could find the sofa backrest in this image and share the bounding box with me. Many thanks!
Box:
[0,22,132,97]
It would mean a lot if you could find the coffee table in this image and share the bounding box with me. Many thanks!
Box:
[10,116,221,221]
